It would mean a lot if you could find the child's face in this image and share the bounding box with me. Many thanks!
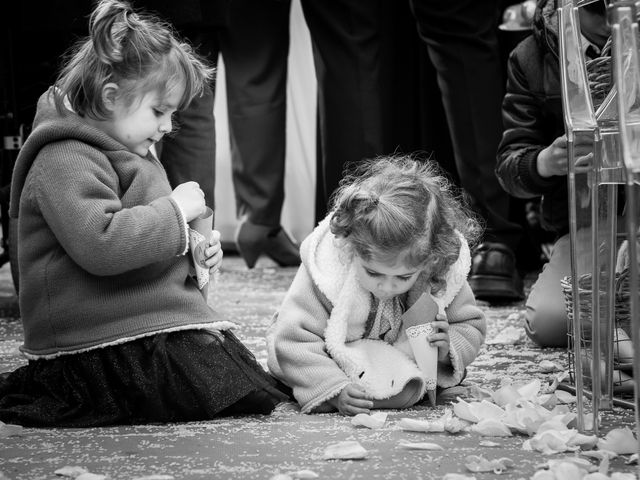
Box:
[103,84,184,157]
[354,255,422,301]
[579,6,611,49]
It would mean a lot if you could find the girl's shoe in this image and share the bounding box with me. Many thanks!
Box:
[235,220,301,269]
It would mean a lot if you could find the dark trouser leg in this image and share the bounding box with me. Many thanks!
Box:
[219,0,291,227]
[159,85,217,206]
[157,30,218,207]
[300,0,393,221]
[409,0,522,252]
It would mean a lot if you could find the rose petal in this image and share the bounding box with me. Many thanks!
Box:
[351,412,387,429]
[131,476,174,480]
[471,418,512,437]
[323,441,368,460]
[597,428,637,454]
[76,474,107,480]
[55,467,90,478]
[397,417,444,433]
[539,360,563,373]
[292,470,319,479]
[464,455,514,474]
[398,441,444,451]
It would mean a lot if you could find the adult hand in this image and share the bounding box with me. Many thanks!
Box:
[170,181,206,222]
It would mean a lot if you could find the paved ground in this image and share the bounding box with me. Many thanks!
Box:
[0,254,638,480]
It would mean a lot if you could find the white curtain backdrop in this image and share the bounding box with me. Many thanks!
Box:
[213,0,316,245]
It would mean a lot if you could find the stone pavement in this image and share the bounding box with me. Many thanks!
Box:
[0,254,638,480]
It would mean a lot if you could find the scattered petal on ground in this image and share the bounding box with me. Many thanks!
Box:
[398,441,444,450]
[478,440,500,447]
[532,458,599,479]
[75,474,107,480]
[442,474,477,480]
[291,470,319,479]
[524,429,598,455]
[582,450,618,462]
[555,390,577,404]
[470,418,512,437]
[131,476,175,480]
[539,360,563,373]
[517,379,542,401]
[583,473,611,480]
[397,417,444,433]
[491,385,520,407]
[55,466,90,478]
[610,473,638,479]
[547,457,597,473]
[453,399,505,424]
[0,421,24,438]
[597,428,637,455]
[322,441,368,460]
[351,412,388,429]
[485,325,526,345]
[464,455,514,474]
[442,409,468,433]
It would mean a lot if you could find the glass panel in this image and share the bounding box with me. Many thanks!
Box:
[558,2,598,130]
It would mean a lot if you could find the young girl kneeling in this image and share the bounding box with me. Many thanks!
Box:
[267,156,487,415]
[0,0,287,427]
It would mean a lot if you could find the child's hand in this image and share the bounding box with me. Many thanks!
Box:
[429,313,451,363]
[329,383,374,416]
[204,230,223,274]
[537,134,594,178]
[170,181,206,222]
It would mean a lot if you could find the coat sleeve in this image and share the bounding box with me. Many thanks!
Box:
[266,263,351,412]
[438,281,487,388]
[496,40,565,199]
[27,141,186,276]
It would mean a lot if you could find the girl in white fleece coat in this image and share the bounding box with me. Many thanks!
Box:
[267,156,487,415]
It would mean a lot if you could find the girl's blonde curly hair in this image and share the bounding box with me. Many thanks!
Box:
[329,154,481,294]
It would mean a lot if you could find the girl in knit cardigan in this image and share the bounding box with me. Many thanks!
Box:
[267,155,487,415]
[0,0,287,427]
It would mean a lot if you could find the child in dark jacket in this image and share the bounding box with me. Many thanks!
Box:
[496,0,609,347]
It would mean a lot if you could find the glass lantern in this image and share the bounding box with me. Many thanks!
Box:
[559,0,621,433]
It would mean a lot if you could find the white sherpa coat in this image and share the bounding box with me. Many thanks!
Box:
[267,216,486,413]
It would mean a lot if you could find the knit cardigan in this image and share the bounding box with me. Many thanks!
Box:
[267,216,486,413]
[9,90,229,358]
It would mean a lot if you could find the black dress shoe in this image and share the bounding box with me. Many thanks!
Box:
[235,220,301,269]
[468,242,524,302]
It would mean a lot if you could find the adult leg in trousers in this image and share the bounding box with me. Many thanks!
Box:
[156,30,218,208]
[410,0,524,302]
[220,0,300,268]
[300,0,394,222]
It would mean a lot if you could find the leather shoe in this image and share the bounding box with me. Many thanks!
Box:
[468,242,524,302]
[235,220,301,269]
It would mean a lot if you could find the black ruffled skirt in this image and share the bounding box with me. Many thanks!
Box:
[0,329,290,427]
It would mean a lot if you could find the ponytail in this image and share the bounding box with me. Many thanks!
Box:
[54,0,214,119]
